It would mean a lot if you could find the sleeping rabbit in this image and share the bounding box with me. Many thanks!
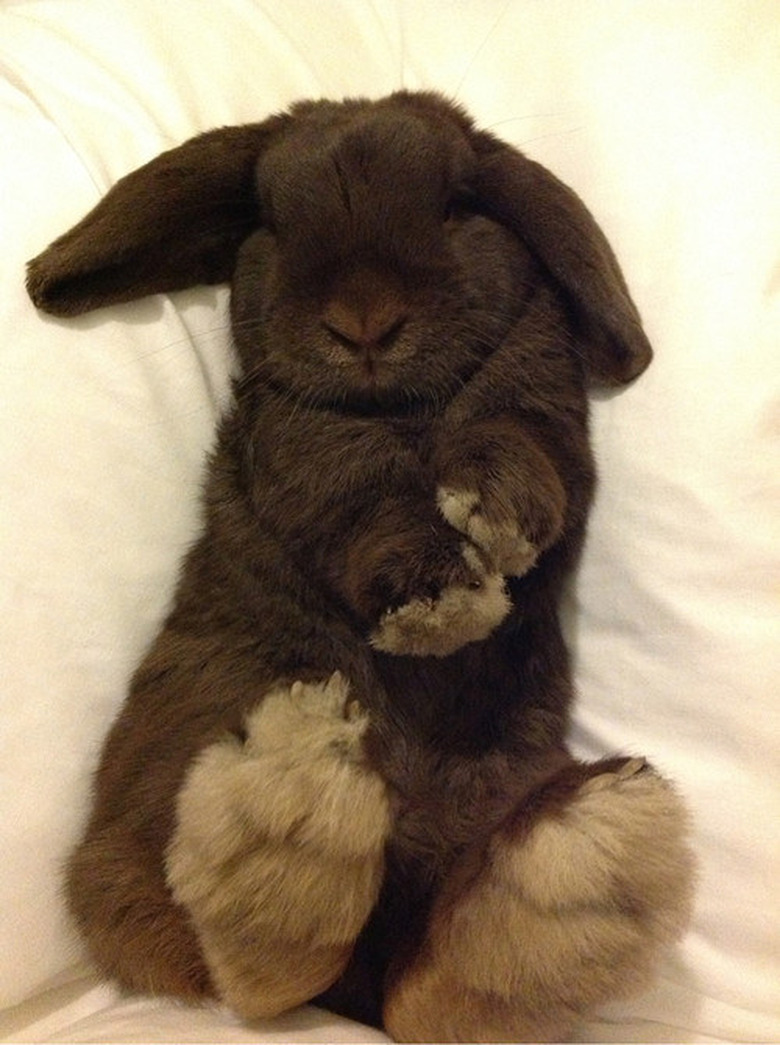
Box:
[27,90,693,1043]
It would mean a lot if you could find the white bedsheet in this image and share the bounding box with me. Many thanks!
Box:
[1,1,778,1041]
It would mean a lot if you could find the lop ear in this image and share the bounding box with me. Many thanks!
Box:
[26,118,289,316]
[473,143,653,385]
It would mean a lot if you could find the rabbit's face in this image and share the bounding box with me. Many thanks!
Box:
[27,90,651,389]
[230,104,540,410]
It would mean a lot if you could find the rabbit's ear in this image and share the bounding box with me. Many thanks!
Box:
[472,143,652,385]
[27,119,288,316]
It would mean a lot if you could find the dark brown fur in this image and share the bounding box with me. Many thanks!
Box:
[27,92,692,1041]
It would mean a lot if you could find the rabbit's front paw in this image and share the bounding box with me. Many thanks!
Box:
[438,486,540,577]
[166,673,391,1020]
[435,421,567,577]
[370,544,509,657]
[384,758,694,1043]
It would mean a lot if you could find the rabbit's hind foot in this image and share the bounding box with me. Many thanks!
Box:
[166,673,392,1020]
[383,757,694,1043]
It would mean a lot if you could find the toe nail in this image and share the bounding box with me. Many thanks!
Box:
[618,757,648,780]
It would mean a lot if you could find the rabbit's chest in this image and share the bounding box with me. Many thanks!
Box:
[258,405,434,507]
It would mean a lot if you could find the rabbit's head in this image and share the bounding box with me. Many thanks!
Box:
[27,91,651,404]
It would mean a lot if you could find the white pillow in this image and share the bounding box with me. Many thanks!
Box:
[1,1,777,1040]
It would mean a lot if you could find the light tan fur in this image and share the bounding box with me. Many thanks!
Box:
[383,760,694,1043]
[370,544,510,656]
[437,486,539,576]
[166,673,392,1020]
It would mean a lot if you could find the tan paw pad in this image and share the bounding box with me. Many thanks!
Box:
[494,762,693,919]
[437,486,538,576]
[370,550,510,657]
[165,675,392,1017]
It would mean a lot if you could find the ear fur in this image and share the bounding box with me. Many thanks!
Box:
[26,118,289,316]
[27,92,653,386]
[472,139,653,385]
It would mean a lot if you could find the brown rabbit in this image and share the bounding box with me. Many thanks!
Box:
[27,91,693,1042]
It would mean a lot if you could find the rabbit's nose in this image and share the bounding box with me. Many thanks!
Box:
[322,299,408,353]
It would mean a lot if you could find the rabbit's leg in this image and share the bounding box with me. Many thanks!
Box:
[336,498,510,657]
[383,757,693,1043]
[166,672,392,1020]
[435,418,568,578]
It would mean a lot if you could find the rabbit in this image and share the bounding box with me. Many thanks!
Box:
[27,90,694,1043]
